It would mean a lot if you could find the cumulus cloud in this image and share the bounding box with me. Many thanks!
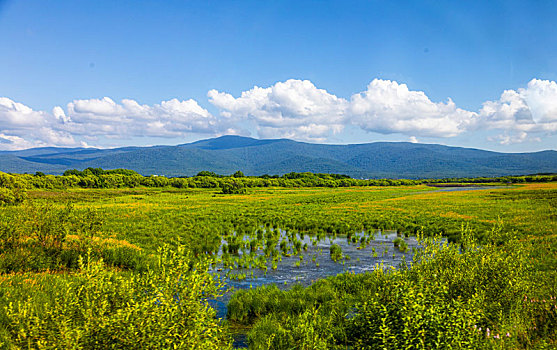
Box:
[348,79,478,138]
[2,78,557,150]
[479,79,557,144]
[208,79,348,141]
[63,97,219,137]
[0,133,36,150]
[0,97,47,127]
[480,79,557,130]
[208,78,557,144]
[208,79,480,140]
[0,96,227,150]
[0,97,77,149]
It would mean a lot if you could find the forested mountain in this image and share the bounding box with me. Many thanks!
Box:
[0,135,556,178]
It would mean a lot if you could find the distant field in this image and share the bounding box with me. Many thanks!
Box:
[25,182,557,252]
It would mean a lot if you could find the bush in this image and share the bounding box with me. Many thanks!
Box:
[0,188,26,205]
[221,181,247,194]
[1,246,232,349]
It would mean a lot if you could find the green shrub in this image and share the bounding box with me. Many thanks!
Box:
[221,181,247,194]
[0,188,26,205]
[0,246,232,349]
[330,243,343,262]
[349,271,483,349]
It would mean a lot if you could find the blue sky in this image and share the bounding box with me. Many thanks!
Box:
[1,0,556,151]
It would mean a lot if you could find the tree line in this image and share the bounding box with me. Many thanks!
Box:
[0,167,555,193]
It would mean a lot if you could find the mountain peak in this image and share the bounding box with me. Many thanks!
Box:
[183,135,286,150]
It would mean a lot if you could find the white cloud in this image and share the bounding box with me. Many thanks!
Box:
[52,106,70,123]
[208,78,556,143]
[2,78,557,150]
[523,79,557,124]
[0,96,225,150]
[488,132,541,145]
[63,97,219,137]
[68,97,126,119]
[0,97,78,149]
[348,79,478,138]
[478,78,557,144]
[480,79,557,133]
[0,133,36,150]
[208,79,482,140]
[208,79,348,141]
[0,97,47,127]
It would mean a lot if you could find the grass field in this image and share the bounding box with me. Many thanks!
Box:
[24,183,557,249]
[1,182,556,348]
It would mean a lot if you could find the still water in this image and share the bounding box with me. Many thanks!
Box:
[210,230,421,348]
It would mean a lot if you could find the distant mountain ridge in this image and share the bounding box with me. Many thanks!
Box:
[0,135,556,178]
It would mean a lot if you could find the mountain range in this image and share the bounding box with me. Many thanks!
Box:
[0,136,556,178]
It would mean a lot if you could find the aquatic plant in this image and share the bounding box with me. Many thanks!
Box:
[330,243,343,262]
[393,237,408,252]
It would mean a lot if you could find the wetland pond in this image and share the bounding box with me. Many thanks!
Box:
[210,185,493,346]
[210,230,426,346]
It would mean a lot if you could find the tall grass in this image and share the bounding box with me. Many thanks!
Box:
[0,203,148,273]
[0,246,232,349]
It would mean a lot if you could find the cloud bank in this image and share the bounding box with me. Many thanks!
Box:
[1,78,556,150]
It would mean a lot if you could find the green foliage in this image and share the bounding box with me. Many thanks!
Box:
[0,246,232,349]
[2,169,556,192]
[349,273,483,349]
[233,170,245,178]
[0,187,26,205]
[196,170,221,177]
[0,203,147,273]
[329,243,343,262]
[248,307,336,350]
[393,237,408,252]
[63,167,139,176]
[221,181,247,194]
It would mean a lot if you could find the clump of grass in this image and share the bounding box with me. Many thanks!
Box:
[393,237,408,252]
[329,243,343,262]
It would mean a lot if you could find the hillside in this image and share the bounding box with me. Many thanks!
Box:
[0,136,556,178]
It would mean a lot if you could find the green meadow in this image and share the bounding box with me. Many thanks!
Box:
[0,174,556,349]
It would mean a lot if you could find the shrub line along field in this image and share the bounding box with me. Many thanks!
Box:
[0,170,556,348]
